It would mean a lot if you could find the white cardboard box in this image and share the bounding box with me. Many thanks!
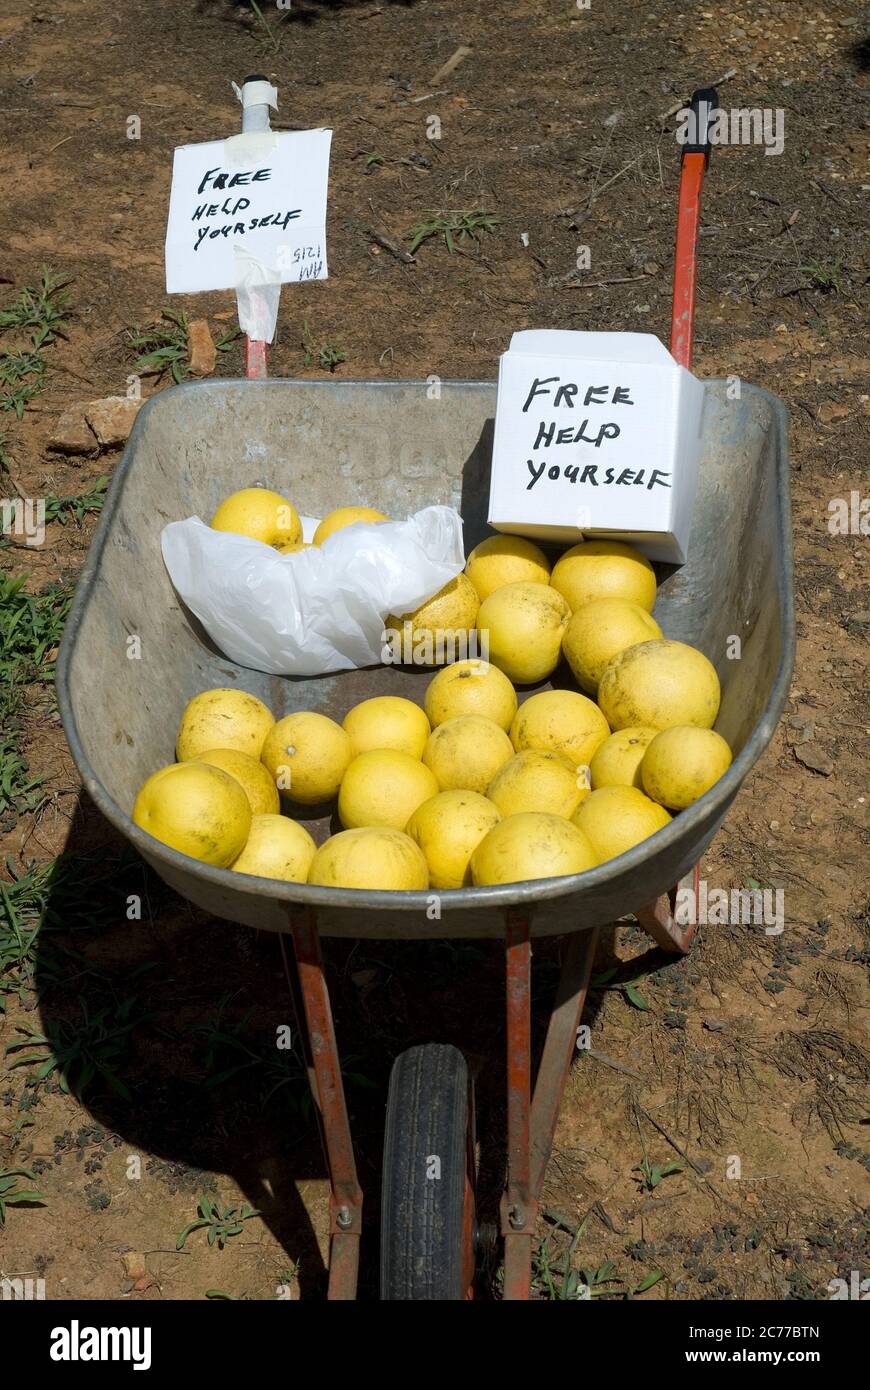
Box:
[487,330,707,563]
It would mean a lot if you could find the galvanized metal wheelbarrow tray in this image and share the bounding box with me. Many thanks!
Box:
[57,86,794,1299]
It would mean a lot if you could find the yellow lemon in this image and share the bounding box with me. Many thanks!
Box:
[342,695,431,760]
[477,582,570,684]
[260,711,352,805]
[551,539,656,613]
[640,725,732,810]
[338,749,439,831]
[387,574,480,667]
[589,727,659,790]
[510,689,610,770]
[313,506,388,545]
[424,658,517,732]
[562,599,663,693]
[465,535,551,601]
[230,814,316,882]
[308,827,428,890]
[197,747,280,815]
[471,812,598,886]
[572,785,671,862]
[406,789,502,889]
[598,639,721,731]
[177,688,274,762]
[486,750,588,820]
[422,715,514,794]
[211,487,301,547]
[133,762,251,866]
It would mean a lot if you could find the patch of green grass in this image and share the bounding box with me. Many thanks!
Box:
[0,268,71,346]
[798,258,845,294]
[532,1214,665,1300]
[408,208,499,255]
[128,310,239,384]
[177,1195,260,1251]
[43,475,109,527]
[0,574,71,702]
[301,320,347,373]
[0,1166,46,1224]
[0,849,158,1011]
[0,576,72,822]
[0,269,71,419]
[6,993,150,1102]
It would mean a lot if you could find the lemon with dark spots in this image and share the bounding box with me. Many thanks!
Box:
[133,762,251,866]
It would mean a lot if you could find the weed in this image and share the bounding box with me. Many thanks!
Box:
[177,1195,260,1250]
[43,476,109,527]
[408,208,498,255]
[798,259,845,294]
[591,966,651,1011]
[5,994,150,1102]
[128,310,239,384]
[365,151,385,169]
[0,1165,46,1223]
[0,268,71,347]
[0,270,71,419]
[249,0,282,54]
[301,320,347,373]
[633,1156,685,1192]
[533,1214,664,1299]
[0,576,72,822]
[0,575,71,708]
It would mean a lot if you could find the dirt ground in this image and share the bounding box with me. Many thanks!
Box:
[1,0,867,1302]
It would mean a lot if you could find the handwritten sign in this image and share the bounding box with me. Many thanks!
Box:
[487,331,706,563]
[164,129,332,294]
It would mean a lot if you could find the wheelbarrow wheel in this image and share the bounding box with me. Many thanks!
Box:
[380,1043,476,1300]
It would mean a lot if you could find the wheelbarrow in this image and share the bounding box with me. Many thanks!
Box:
[56,87,794,1299]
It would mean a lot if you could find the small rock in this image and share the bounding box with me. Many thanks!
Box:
[703,1017,728,1032]
[187,319,216,377]
[85,396,143,447]
[48,404,97,455]
[643,260,660,275]
[786,717,814,744]
[794,745,833,776]
[120,1250,153,1294]
[817,401,849,425]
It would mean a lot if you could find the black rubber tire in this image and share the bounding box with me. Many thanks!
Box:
[380,1043,472,1301]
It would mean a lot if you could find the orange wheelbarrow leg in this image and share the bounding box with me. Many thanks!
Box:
[289,907,363,1300]
[502,914,599,1300]
[636,864,700,956]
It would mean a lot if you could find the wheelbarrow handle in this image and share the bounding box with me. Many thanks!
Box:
[670,85,719,370]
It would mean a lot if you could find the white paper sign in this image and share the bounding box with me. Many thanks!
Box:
[164,128,332,294]
[487,331,706,563]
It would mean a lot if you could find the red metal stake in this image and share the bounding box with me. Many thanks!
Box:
[669,86,717,370]
[245,335,268,380]
[669,152,706,370]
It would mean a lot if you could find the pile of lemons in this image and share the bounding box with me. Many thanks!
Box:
[134,488,733,892]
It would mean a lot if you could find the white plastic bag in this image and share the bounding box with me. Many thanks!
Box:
[160,505,465,676]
